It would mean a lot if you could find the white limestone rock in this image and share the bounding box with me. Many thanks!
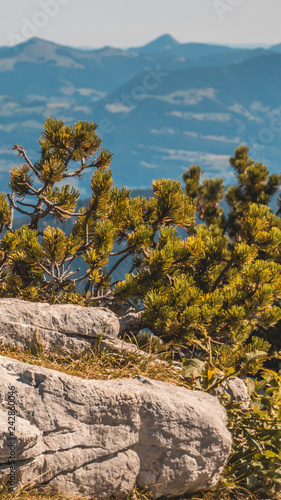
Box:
[0,355,232,498]
[0,298,119,355]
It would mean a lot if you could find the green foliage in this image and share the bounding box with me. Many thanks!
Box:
[181,354,281,495]
[183,164,225,226]
[40,117,102,161]
[152,178,194,228]
[9,164,32,196]
[226,370,281,494]
[0,193,10,232]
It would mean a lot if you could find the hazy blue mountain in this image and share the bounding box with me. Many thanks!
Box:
[129,35,269,69]
[89,52,281,187]
[130,34,180,53]
[270,43,281,53]
[0,37,155,95]
[183,48,269,68]
[0,36,280,196]
[130,34,235,57]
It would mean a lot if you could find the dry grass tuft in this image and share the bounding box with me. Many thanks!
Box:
[0,341,189,387]
[1,484,280,500]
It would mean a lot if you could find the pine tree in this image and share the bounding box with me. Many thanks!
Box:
[181,146,281,359]
[0,118,195,303]
[0,122,281,374]
[115,146,281,372]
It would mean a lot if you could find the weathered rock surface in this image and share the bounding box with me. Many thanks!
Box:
[212,377,250,407]
[0,298,120,355]
[0,356,232,498]
[118,310,143,336]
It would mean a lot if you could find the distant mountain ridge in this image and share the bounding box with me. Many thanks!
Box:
[129,34,180,53]
[0,35,281,195]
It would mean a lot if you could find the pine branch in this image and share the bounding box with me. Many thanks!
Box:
[24,180,41,196]
[109,247,130,257]
[63,149,75,169]
[63,158,87,179]
[39,194,90,218]
[212,258,235,291]
[17,200,37,209]
[85,291,112,303]
[0,255,8,272]
[13,145,42,181]
[73,268,93,284]
[60,265,81,280]
[38,262,52,277]
[6,192,15,231]
[84,216,89,246]
[7,194,32,217]
[108,251,131,278]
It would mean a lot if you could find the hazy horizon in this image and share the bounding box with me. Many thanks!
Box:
[0,32,275,52]
[1,0,281,50]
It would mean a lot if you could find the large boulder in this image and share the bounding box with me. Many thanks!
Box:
[0,356,232,498]
[0,298,120,355]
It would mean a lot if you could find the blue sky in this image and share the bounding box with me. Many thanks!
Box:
[1,0,281,49]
